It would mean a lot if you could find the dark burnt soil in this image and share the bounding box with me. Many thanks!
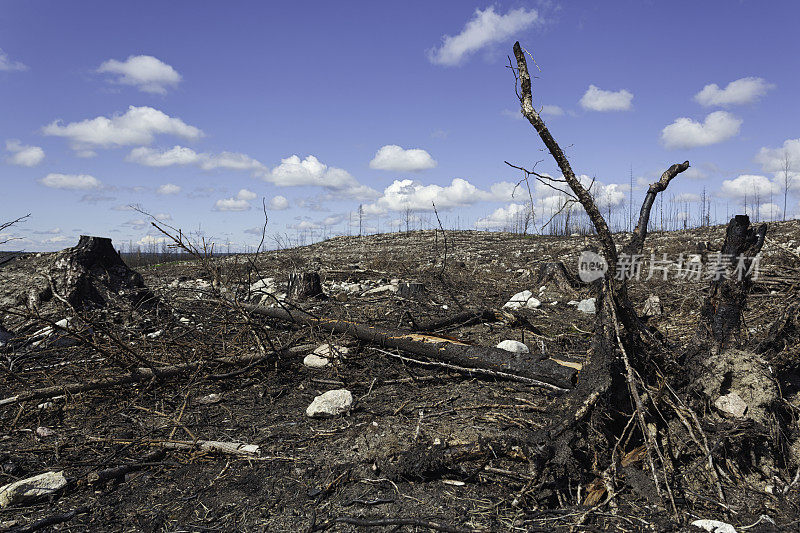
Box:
[1,223,799,532]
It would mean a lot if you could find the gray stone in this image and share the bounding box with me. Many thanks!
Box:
[496,340,529,353]
[303,353,330,368]
[0,471,67,509]
[714,392,748,418]
[503,290,541,310]
[306,389,353,418]
[577,298,596,314]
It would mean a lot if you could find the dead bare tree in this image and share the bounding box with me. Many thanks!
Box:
[509,40,693,509]
[783,150,792,221]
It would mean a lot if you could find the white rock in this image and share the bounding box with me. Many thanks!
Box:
[35,427,55,438]
[690,519,737,533]
[303,354,330,368]
[503,290,541,310]
[313,344,349,358]
[250,277,276,293]
[0,471,67,508]
[146,329,163,339]
[714,393,748,418]
[362,285,398,296]
[642,295,662,317]
[196,393,222,405]
[577,298,596,314]
[306,389,353,418]
[567,300,579,306]
[496,340,529,353]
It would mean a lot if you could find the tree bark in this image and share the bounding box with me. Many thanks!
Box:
[287,272,325,300]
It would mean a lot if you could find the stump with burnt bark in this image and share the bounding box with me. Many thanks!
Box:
[287,272,325,300]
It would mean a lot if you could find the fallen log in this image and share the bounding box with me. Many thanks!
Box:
[237,302,577,390]
[0,345,313,408]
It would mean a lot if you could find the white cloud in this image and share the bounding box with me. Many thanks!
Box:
[756,138,800,173]
[719,174,780,200]
[127,145,265,172]
[288,220,321,230]
[136,235,169,246]
[579,85,633,112]
[264,155,378,200]
[535,175,626,215]
[5,140,44,166]
[43,105,203,150]
[268,195,289,210]
[97,55,181,94]
[364,177,512,215]
[0,49,27,71]
[750,202,781,220]
[323,214,345,226]
[694,77,773,107]
[156,183,181,195]
[369,144,437,172]
[427,7,539,66]
[39,173,102,190]
[237,188,257,201]
[673,192,701,203]
[214,189,258,211]
[681,166,708,180]
[660,111,741,149]
[214,198,250,211]
[475,203,529,229]
[541,105,564,117]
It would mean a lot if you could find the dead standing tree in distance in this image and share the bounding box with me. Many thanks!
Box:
[508,40,765,512]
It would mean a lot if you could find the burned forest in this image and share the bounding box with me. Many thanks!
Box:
[2,42,800,533]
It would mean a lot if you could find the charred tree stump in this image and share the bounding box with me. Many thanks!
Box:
[287,272,325,300]
[694,215,767,352]
[398,282,425,298]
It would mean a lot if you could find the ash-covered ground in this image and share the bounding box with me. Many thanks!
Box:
[1,223,799,532]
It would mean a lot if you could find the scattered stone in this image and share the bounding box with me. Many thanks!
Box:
[303,353,330,368]
[196,393,222,405]
[690,519,737,533]
[502,290,541,310]
[642,294,663,317]
[0,471,67,509]
[35,427,56,438]
[714,392,748,418]
[496,340,529,353]
[306,389,353,418]
[146,329,163,339]
[577,298,596,314]
[313,344,349,358]
[362,285,398,296]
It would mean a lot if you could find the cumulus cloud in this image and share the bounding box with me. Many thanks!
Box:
[579,85,633,112]
[0,49,27,71]
[5,140,44,166]
[287,220,321,231]
[541,105,564,117]
[268,195,289,210]
[39,173,102,190]
[264,155,378,200]
[673,192,701,203]
[97,55,181,94]
[156,183,181,195]
[694,77,773,107]
[136,235,169,246]
[427,6,539,66]
[535,175,626,215]
[369,145,437,172]
[363,177,514,215]
[660,111,741,149]
[475,203,529,229]
[719,174,780,200]
[128,145,265,172]
[756,138,800,173]
[43,105,203,150]
[214,189,257,211]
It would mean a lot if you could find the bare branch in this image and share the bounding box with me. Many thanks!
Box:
[512,41,618,267]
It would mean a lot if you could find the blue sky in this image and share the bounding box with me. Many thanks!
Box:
[2,0,799,251]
